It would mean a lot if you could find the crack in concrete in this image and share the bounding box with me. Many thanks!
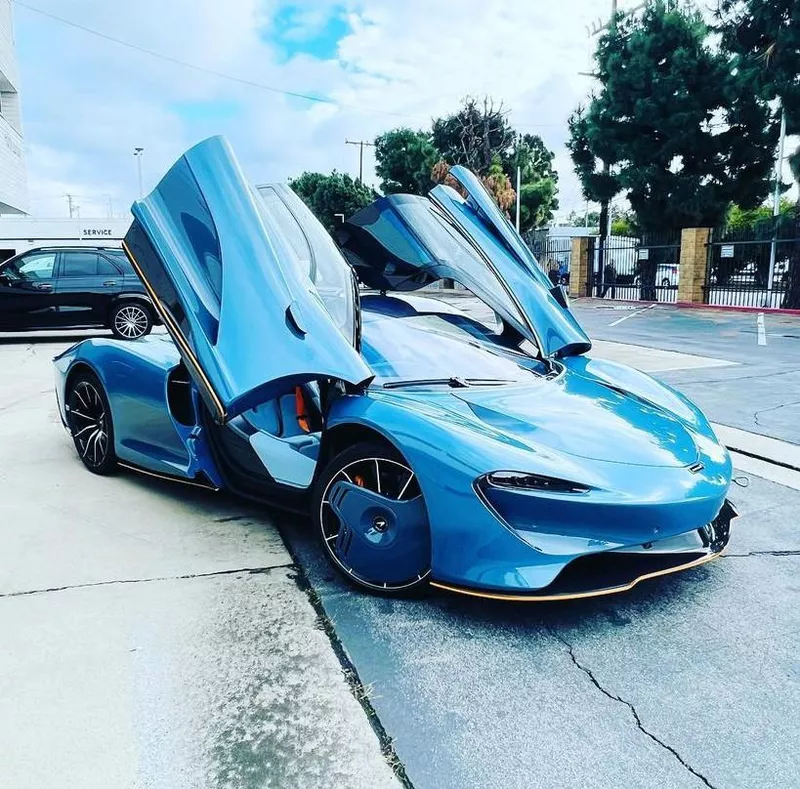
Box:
[674,367,800,387]
[0,565,291,599]
[553,632,717,789]
[753,399,800,427]
[726,549,800,557]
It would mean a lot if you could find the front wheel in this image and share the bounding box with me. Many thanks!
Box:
[66,371,117,475]
[110,301,153,340]
[312,441,431,595]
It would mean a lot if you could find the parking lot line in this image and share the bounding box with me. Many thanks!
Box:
[607,303,656,327]
[757,312,767,346]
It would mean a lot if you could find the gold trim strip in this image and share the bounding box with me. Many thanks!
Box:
[430,550,725,602]
[118,461,219,491]
[121,239,227,423]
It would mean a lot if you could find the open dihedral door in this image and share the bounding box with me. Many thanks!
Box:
[338,165,591,358]
[123,136,372,427]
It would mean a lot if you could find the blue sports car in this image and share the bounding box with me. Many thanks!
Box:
[53,136,736,600]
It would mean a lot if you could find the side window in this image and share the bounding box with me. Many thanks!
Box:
[61,252,99,277]
[105,251,134,275]
[16,253,57,280]
[256,187,313,279]
[97,255,121,276]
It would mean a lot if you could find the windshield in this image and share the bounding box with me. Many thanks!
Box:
[361,311,545,386]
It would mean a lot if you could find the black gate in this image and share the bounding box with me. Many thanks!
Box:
[706,216,800,309]
[588,231,681,302]
[529,233,572,286]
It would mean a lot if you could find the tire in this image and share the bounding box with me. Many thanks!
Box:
[109,301,153,340]
[66,371,117,475]
[312,441,431,595]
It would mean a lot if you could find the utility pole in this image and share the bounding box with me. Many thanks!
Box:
[345,139,374,183]
[766,106,787,307]
[65,194,77,218]
[134,147,145,198]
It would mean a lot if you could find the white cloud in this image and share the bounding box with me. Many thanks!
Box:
[13,0,621,220]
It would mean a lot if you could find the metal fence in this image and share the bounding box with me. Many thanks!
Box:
[587,231,681,303]
[706,218,800,309]
[529,234,572,286]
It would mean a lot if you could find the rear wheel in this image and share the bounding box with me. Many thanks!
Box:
[110,301,152,340]
[312,441,431,595]
[66,372,116,475]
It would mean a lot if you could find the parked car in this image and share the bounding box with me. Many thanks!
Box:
[634,262,678,288]
[0,246,154,339]
[54,137,736,601]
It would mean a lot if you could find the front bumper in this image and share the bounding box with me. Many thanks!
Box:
[431,499,737,602]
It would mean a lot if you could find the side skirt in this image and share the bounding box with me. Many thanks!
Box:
[117,461,220,491]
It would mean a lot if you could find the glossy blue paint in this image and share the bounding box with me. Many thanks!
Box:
[52,138,734,598]
[127,136,371,420]
[430,178,591,357]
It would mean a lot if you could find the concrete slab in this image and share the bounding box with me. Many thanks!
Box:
[590,339,736,373]
[0,336,399,789]
[0,569,399,789]
[713,423,800,468]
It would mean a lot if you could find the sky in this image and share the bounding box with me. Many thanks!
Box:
[11,0,657,221]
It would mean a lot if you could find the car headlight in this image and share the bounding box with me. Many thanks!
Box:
[484,471,591,494]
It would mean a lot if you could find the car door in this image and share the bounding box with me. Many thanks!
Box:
[0,250,60,329]
[122,135,372,425]
[339,166,591,358]
[54,250,123,327]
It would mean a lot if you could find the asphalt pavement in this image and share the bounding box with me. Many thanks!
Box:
[2,303,799,789]
[570,299,800,445]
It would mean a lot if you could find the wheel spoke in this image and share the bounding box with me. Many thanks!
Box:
[398,471,415,500]
[73,423,97,438]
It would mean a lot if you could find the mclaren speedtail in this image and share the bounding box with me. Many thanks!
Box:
[53,136,735,600]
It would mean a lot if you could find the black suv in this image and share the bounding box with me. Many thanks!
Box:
[0,247,154,340]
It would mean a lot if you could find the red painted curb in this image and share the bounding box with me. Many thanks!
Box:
[572,297,800,316]
[675,301,800,317]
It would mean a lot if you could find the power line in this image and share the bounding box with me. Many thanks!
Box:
[14,1,421,121]
[13,1,564,130]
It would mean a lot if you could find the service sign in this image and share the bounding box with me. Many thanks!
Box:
[82,228,115,237]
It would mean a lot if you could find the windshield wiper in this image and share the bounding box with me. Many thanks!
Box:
[382,377,515,390]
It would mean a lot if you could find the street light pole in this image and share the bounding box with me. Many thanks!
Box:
[134,147,144,198]
[767,107,786,307]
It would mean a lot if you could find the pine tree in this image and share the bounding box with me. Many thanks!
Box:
[569,0,777,233]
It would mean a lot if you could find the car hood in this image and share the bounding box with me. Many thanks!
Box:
[382,370,701,468]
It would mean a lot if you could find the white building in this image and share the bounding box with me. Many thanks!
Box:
[0,0,27,215]
[0,217,130,262]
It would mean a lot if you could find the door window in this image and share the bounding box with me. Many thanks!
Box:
[3,252,57,281]
[97,256,121,276]
[256,187,313,280]
[60,252,100,277]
